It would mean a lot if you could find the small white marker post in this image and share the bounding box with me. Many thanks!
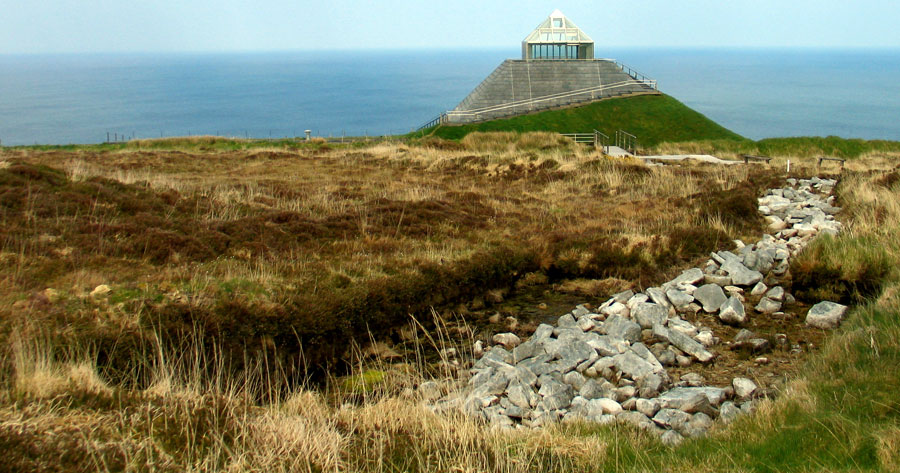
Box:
[787,160,791,173]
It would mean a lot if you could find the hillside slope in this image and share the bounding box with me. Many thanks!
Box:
[428,94,747,146]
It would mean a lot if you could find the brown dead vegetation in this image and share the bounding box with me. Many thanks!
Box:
[0,137,803,383]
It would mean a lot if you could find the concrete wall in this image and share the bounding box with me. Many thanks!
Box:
[447,60,657,124]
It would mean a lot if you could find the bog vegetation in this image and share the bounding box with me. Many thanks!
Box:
[1,134,898,472]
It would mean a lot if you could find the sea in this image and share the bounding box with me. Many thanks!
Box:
[1,48,899,146]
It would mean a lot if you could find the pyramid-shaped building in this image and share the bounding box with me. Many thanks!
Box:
[423,10,658,127]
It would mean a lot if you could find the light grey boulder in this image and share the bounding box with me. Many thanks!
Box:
[679,372,705,387]
[636,398,661,418]
[667,318,699,338]
[653,408,692,433]
[718,296,747,325]
[563,371,587,391]
[604,315,643,342]
[637,373,665,398]
[588,335,626,357]
[630,342,665,373]
[667,329,715,363]
[646,287,673,310]
[492,332,522,349]
[755,297,782,314]
[665,288,695,310]
[632,302,668,329]
[766,286,785,301]
[694,284,728,313]
[592,398,623,415]
[732,377,758,400]
[576,317,596,332]
[579,379,617,400]
[667,268,705,287]
[557,313,577,328]
[473,347,514,370]
[512,339,545,363]
[613,351,658,380]
[722,259,764,287]
[532,324,555,341]
[616,411,657,431]
[601,301,628,317]
[750,282,768,296]
[660,429,685,446]
[719,401,742,423]
[572,305,591,318]
[684,412,714,437]
[704,274,732,286]
[507,382,539,409]
[659,386,727,409]
[806,301,848,329]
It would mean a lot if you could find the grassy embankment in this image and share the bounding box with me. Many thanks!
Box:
[425,94,745,146]
[0,135,898,471]
[422,93,900,161]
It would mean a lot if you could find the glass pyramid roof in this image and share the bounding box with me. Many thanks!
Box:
[522,9,594,44]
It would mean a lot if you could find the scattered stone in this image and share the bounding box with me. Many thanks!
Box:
[718,296,747,325]
[733,338,771,354]
[660,429,684,446]
[667,329,714,363]
[734,329,756,342]
[646,287,672,310]
[604,315,643,342]
[750,282,768,296]
[492,333,521,349]
[732,378,758,400]
[576,317,596,332]
[668,268,705,287]
[806,301,849,329]
[458,177,845,437]
[755,297,782,314]
[632,303,668,329]
[722,260,764,287]
[694,284,728,313]
[473,340,485,357]
[653,408,692,432]
[719,401,742,423]
[665,288,694,310]
[679,373,705,387]
[766,286,785,301]
[636,398,661,417]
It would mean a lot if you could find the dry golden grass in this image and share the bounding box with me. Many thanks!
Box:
[4,137,899,472]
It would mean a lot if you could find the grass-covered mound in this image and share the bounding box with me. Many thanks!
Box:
[425,94,747,146]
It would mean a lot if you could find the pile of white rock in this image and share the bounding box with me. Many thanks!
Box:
[430,177,850,445]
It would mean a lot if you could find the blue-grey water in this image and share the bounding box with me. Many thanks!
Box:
[0,48,899,146]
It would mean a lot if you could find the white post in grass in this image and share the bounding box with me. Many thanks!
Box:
[787,160,791,173]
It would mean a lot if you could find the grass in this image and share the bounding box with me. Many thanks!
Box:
[1,136,899,471]
[424,94,747,146]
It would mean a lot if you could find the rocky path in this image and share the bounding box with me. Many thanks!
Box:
[429,177,848,445]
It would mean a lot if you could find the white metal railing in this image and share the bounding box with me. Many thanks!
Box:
[446,79,656,119]
[417,60,660,130]
[562,130,610,152]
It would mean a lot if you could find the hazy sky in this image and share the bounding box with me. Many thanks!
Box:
[1,0,898,54]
